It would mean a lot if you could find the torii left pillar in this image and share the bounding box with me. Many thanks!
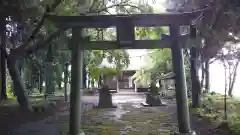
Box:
[69,27,85,135]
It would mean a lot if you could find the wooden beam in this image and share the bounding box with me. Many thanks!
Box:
[78,39,187,50]
[46,8,208,28]
[116,16,135,47]
[81,40,169,50]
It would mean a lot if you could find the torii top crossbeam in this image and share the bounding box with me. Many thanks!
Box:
[46,7,208,50]
[46,8,207,28]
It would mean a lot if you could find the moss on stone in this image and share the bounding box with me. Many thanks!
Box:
[121,108,169,122]
[119,107,176,134]
[59,121,69,135]
[60,105,177,135]
[85,108,105,116]
[82,119,125,134]
[189,108,202,115]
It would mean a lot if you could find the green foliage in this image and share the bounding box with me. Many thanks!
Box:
[99,67,118,77]
[132,24,171,86]
[135,27,168,40]
[87,50,128,81]
[200,94,240,134]
[148,49,172,75]
[132,68,151,87]
[230,119,240,134]
[6,75,16,100]
[132,49,172,86]
[189,107,202,115]
[3,0,161,99]
[149,83,159,94]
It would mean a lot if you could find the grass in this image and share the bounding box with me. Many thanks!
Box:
[0,91,66,107]
[120,106,176,135]
[189,93,240,134]
[59,109,124,135]
[0,96,56,107]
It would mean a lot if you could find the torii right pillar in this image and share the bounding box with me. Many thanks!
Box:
[170,25,196,135]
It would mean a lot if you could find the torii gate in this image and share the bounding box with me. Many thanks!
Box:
[46,8,207,135]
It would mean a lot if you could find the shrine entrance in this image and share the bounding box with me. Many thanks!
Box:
[46,9,208,135]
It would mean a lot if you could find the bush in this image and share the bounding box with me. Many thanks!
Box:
[6,75,15,100]
[230,120,240,134]
[200,94,240,134]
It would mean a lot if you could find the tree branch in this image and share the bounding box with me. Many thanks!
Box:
[20,0,64,50]
[10,29,64,59]
[81,2,144,15]
[213,0,233,29]
[11,1,141,59]
[19,1,134,53]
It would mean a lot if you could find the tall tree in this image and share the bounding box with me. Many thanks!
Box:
[0,0,144,109]
[218,43,240,97]
[0,14,7,100]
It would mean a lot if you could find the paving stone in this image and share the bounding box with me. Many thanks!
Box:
[8,117,59,135]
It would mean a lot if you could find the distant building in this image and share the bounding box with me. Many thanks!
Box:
[157,72,175,97]
[158,72,175,90]
[105,70,136,91]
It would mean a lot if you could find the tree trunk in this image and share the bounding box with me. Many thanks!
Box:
[224,66,227,120]
[58,82,62,90]
[228,61,239,97]
[64,63,69,102]
[205,60,210,93]
[190,47,201,108]
[91,78,95,88]
[7,55,31,110]
[0,16,7,100]
[87,73,91,89]
[39,68,43,94]
[0,57,7,100]
[0,48,7,101]
[83,56,87,89]
[37,70,41,93]
[45,44,55,96]
[116,77,119,92]
[98,75,102,87]
[200,62,205,89]
[45,63,55,95]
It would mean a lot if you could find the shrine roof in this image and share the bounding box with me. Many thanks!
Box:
[158,72,175,80]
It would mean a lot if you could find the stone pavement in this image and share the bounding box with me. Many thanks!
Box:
[6,93,220,135]
[7,102,96,135]
[8,116,59,135]
[7,93,145,135]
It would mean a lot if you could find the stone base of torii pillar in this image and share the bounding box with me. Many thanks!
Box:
[173,130,197,135]
[68,132,85,135]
